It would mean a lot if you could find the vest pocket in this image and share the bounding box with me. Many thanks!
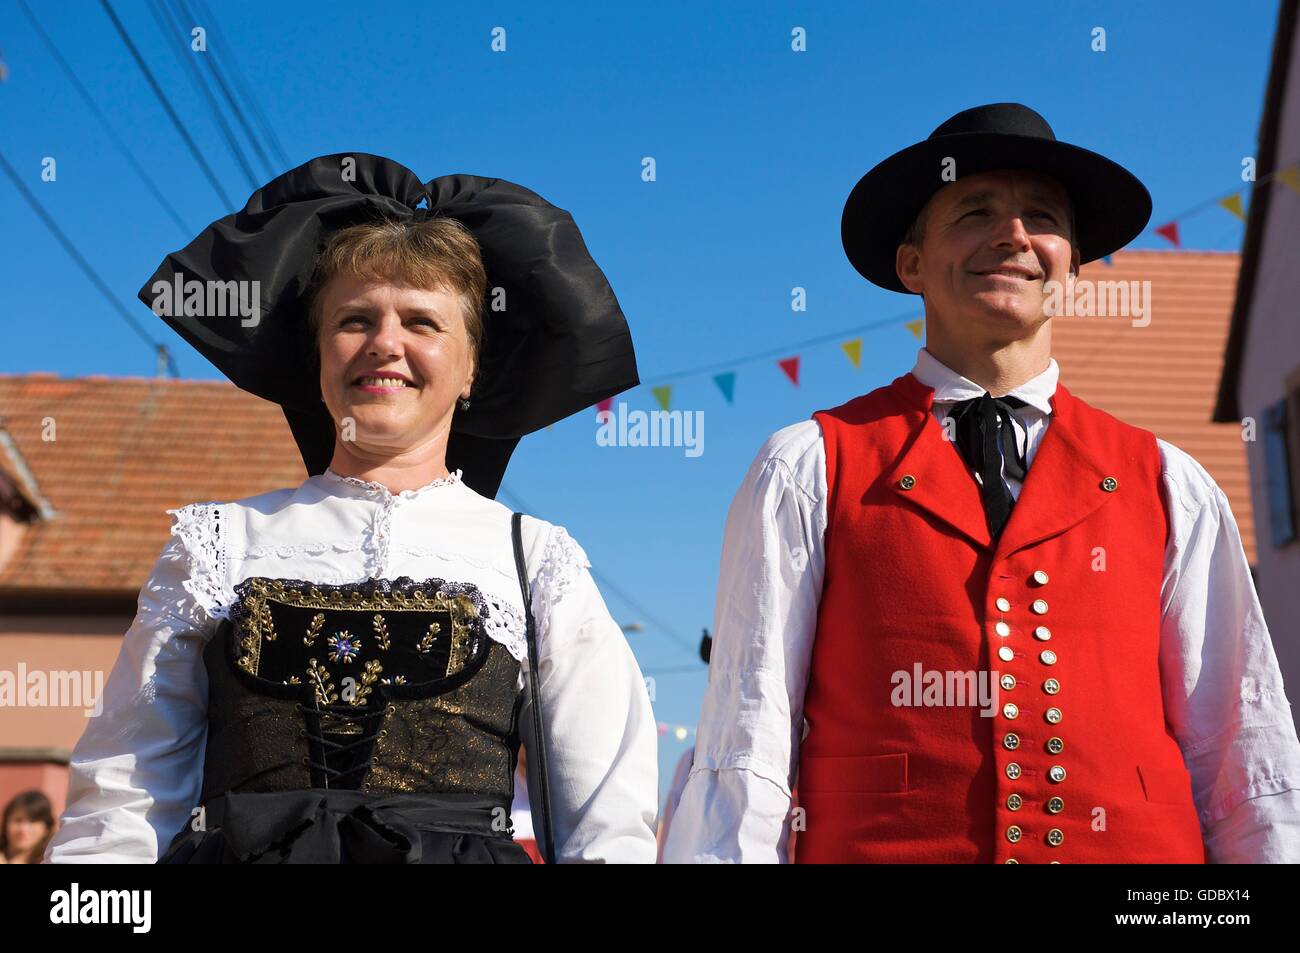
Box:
[1137,763,1194,805]
[800,752,908,794]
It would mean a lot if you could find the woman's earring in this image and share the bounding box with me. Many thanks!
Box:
[459,398,471,411]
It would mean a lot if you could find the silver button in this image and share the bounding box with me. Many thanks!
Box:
[899,474,916,490]
[1043,678,1060,694]
[1003,703,1019,719]
[1006,825,1022,843]
[1000,674,1016,691]
[1005,857,1019,863]
[1006,762,1022,780]
[1048,765,1067,783]
[1007,793,1023,811]
[1031,599,1049,615]
[995,621,1011,637]
[1047,828,1064,846]
[1034,626,1051,641]
[1045,706,1062,724]
[1046,736,1064,754]
[1032,570,1050,585]
[1100,477,1117,492]
[1040,649,1058,665]
[1047,796,1064,814]
[998,646,1015,662]
[996,597,1011,612]
[1003,732,1020,750]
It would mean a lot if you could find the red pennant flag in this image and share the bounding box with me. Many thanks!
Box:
[1155,222,1180,247]
[779,356,800,387]
[596,397,613,417]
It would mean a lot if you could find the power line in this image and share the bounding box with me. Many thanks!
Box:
[188,0,290,169]
[173,0,279,180]
[147,0,259,192]
[494,483,700,658]
[0,150,178,377]
[15,0,193,236]
[98,0,234,208]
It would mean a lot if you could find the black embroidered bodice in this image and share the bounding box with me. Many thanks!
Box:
[198,576,524,805]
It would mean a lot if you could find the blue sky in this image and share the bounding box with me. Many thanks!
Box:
[0,0,1282,796]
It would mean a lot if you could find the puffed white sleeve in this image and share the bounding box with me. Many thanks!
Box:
[519,519,659,863]
[663,421,826,863]
[43,505,221,863]
[1157,440,1300,863]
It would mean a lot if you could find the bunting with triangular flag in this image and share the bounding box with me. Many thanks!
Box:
[1218,194,1245,220]
[1155,222,1181,247]
[905,317,924,339]
[713,372,736,404]
[778,357,800,387]
[651,385,672,411]
[841,339,862,369]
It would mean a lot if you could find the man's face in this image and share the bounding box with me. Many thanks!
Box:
[895,170,1079,342]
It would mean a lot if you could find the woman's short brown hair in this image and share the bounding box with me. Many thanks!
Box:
[306,216,488,372]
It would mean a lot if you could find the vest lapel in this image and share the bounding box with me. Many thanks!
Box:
[883,373,992,550]
[880,375,1118,556]
[993,382,1116,560]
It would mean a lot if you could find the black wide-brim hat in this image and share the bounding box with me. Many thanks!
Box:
[841,103,1152,293]
[137,153,638,498]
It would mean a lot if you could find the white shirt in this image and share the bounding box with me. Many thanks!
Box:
[45,468,659,863]
[664,347,1300,864]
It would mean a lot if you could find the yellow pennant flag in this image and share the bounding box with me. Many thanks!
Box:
[1277,164,1300,195]
[904,318,924,340]
[651,385,672,410]
[1218,194,1245,220]
[842,339,862,369]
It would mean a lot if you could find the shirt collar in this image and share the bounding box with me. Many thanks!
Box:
[909,347,1057,416]
[319,467,464,501]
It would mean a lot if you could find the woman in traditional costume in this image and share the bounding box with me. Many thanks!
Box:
[44,153,657,864]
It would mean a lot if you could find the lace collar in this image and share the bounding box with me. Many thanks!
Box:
[321,467,463,500]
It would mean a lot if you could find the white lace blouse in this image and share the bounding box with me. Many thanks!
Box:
[44,468,659,863]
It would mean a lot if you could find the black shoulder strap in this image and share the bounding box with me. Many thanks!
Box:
[511,512,557,865]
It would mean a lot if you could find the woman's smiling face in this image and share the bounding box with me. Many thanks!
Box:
[317,274,475,458]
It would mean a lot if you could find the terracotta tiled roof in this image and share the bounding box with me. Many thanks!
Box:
[1051,249,1255,562]
[0,374,306,599]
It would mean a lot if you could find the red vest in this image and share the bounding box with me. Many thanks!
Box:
[793,372,1205,864]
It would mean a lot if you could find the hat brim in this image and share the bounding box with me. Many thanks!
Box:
[841,133,1152,293]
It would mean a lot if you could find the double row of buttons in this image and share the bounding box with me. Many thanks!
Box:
[997,569,1065,862]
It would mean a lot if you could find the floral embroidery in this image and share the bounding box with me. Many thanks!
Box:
[303,613,325,647]
[417,621,441,654]
[372,613,391,650]
[349,659,382,707]
[328,631,361,664]
[307,658,338,706]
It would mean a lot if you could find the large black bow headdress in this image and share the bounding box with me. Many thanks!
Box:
[137,153,638,498]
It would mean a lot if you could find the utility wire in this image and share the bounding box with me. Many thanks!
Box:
[0,150,178,377]
[147,0,259,192]
[189,0,290,168]
[98,0,234,208]
[173,0,278,180]
[16,0,193,235]
[495,483,700,658]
